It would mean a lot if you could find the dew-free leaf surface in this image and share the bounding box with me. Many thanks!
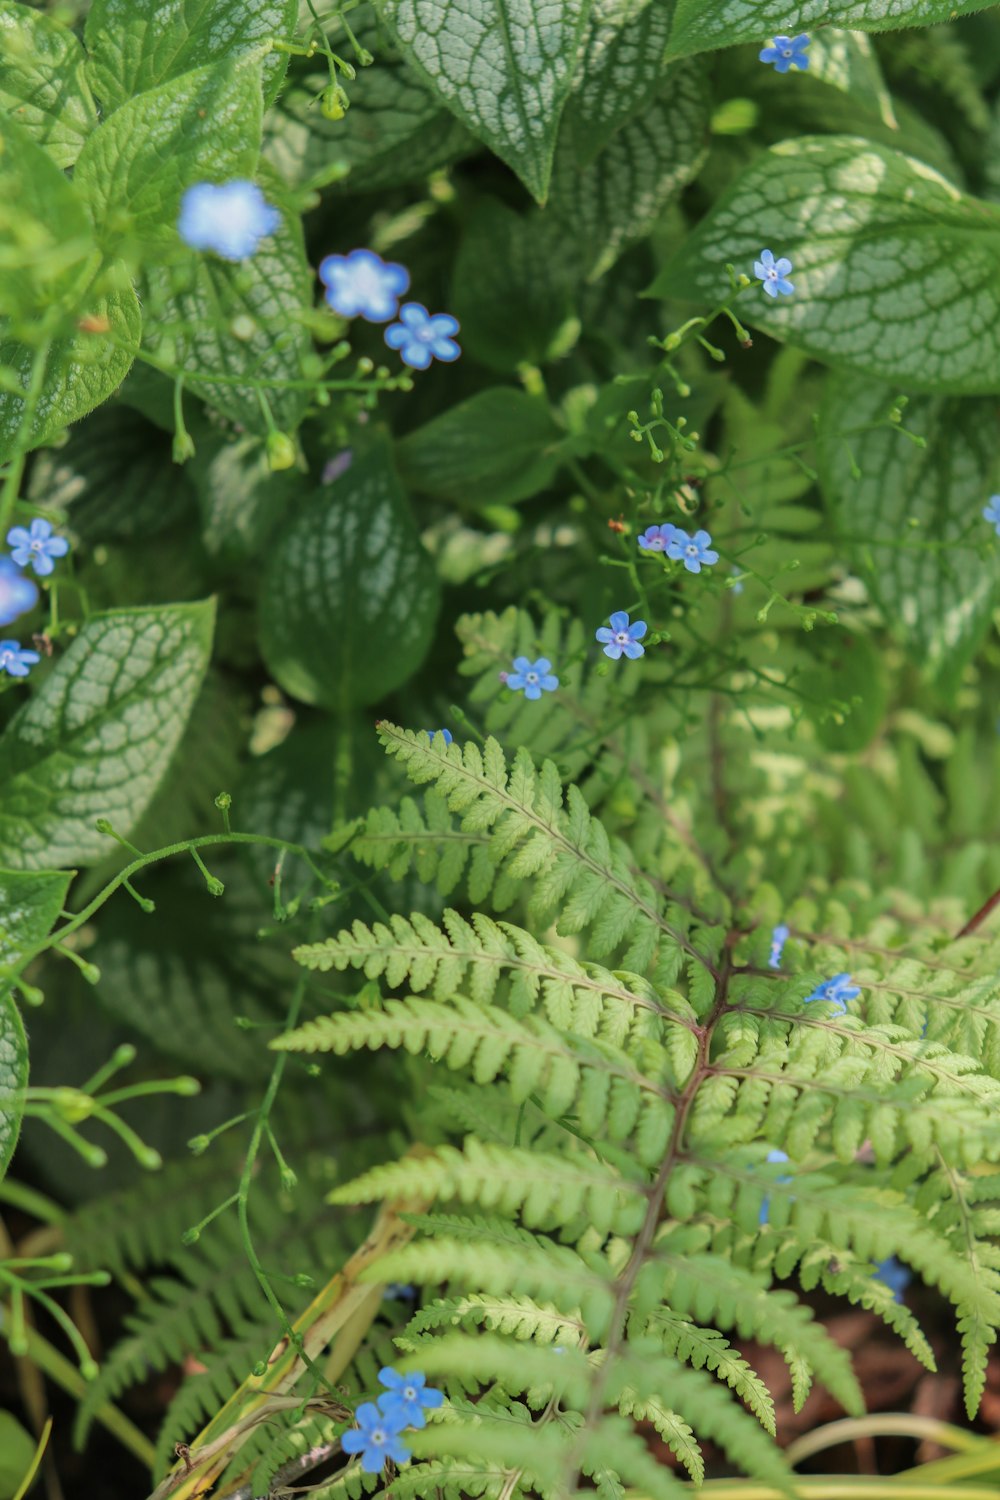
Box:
[650,135,1000,394]
[0,1,97,167]
[666,0,995,58]
[0,602,215,869]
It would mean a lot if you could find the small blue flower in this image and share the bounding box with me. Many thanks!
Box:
[730,566,745,595]
[754,249,795,298]
[385,303,461,370]
[177,180,280,261]
[341,1401,411,1473]
[769,923,790,970]
[804,972,860,1015]
[423,728,453,743]
[983,495,1000,536]
[507,657,558,700]
[377,1367,444,1430]
[7,518,69,578]
[667,528,719,574]
[596,612,647,661]
[0,556,39,625]
[384,1282,416,1300]
[0,639,40,679]
[318,249,410,323]
[759,34,810,72]
[872,1256,911,1303]
[759,1148,792,1226]
[638,523,679,553]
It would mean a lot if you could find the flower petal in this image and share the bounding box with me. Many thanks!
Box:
[609,610,629,632]
[595,628,613,644]
[622,640,645,659]
[630,619,648,639]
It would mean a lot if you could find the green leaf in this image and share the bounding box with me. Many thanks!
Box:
[0,601,215,870]
[546,63,709,283]
[453,201,577,373]
[666,0,993,59]
[258,446,440,709]
[374,0,596,201]
[816,374,1000,678]
[0,1409,36,1495]
[0,281,142,452]
[649,135,1000,395]
[0,113,95,321]
[84,0,295,111]
[142,187,311,434]
[0,1,97,167]
[397,389,565,507]
[73,56,263,254]
[189,431,302,560]
[800,628,887,752]
[561,0,674,164]
[28,404,195,543]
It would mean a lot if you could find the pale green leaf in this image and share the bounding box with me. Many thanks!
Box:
[649,135,1000,394]
[375,0,596,201]
[84,0,295,111]
[397,389,565,507]
[666,0,994,59]
[258,446,440,708]
[816,375,1000,678]
[0,1,97,167]
[73,57,263,252]
[0,281,141,452]
[0,113,94,322]
[0,601,215,869]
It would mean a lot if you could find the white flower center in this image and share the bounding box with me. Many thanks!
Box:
[415,323,436,342]
[30,539,44,551]
[526,671,538,683]
[767,267,778,279]
[686,544,699,556]
[372,1429,386,1446]
[349,262,386,302]
[615,631,629,644]
[403,1386,417,1400]
[782,47,792,55]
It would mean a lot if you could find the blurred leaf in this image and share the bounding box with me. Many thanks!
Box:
[666,0,991,59]
[84,0,295,111]
[259,446,440,708]
[562,0,673,164]
[0,113,94,321]
[190,431,303,561]
[0,1,96,167]
[397,388,565,506]
[0,1410,36,1496]
[801,627,887,752]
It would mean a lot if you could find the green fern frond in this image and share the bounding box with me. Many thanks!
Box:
[644,1310,775,1434]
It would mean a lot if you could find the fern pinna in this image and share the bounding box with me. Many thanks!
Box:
[273,709,1000,1500]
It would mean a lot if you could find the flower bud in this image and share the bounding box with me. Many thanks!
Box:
[266,430,296,471]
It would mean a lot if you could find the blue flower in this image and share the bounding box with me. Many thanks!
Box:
[318,249,410,323]
[507,656,558,700]
[759,34,810,72]
[0,556,38,625]
[377,1367,444,1430]
[804,972,860,1015]
[769,923,790,970]
[872,1256,911,1303]
[596,612,647,661]
[759,1148,792,1226]
[754,249,795,298]
[730,567,745,595]
[0,639,40,679]
[423,728,453,743]
[638,523,679,553]
[667,528,719,574]
[341,1401,411,1473]
[7,518,69,578]
[384,1282,416,1300]
[983,495,1000,535]
[177,180,280,261]
[385,303,461,369]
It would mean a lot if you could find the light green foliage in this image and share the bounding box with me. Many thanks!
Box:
[0,282,142,452]
[374,0,596,201]
[0,602,214,869]
[0,2,97,168]
[258,447,440,708]
[562,0,674,164]
[651,135,1000,394]
[397,390,567,508]
[142,188,312,434]
[666,0,995,59]
[278,713,1000,1492]
[84,0,295,111]
[0,992,28,1183]
[0,1410,36,1499]
[0,113,94,321]
[817,375,1000,677]
[74,56,264,253]
[0,867,65,1176]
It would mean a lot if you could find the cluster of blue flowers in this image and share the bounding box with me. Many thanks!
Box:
[319,248,461,370]
[638,522,720,573]
[177,180,281,262]
[0,518,69,680]
[342,1367,444,1474]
